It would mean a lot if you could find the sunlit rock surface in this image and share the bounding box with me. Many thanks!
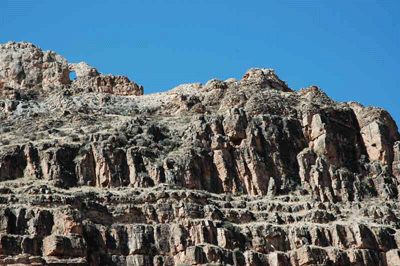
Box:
[1,41,400,266]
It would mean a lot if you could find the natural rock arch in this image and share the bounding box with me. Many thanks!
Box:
[69,71,77,81]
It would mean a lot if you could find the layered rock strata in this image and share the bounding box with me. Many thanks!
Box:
[1,41,400,266]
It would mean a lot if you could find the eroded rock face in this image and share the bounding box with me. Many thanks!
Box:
[0,41,143,99]
[0,41,400,265]
[69,62,143,96]
[0,41,70,98]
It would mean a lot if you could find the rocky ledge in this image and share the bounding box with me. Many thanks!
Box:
[0,41,400,266]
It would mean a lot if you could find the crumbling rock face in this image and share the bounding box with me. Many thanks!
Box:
[0,41,143,99]
[0,42,70,99]
[69,62,143,96]
[350,102,400,165]
[1,41,400,265]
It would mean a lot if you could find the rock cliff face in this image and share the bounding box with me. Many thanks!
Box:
[0,42,143,99]
[0,41,400,266]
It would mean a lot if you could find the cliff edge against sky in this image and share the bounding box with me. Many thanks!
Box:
[1,41,400,266]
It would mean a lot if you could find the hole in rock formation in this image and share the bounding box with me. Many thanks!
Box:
[69,71,77,81]
[3,42,400,265]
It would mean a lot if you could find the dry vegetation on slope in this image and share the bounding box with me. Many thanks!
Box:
[1,41,400,265]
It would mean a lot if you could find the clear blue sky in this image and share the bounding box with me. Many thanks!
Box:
[1,0,400,123]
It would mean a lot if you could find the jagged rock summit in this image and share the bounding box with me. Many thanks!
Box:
[0,41,143,99]
[1,41,400,266]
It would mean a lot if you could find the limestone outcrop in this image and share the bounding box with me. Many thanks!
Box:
[0,41,400,265]
[0,41,143,99]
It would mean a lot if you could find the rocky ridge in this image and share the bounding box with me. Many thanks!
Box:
[1,41,400,265]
